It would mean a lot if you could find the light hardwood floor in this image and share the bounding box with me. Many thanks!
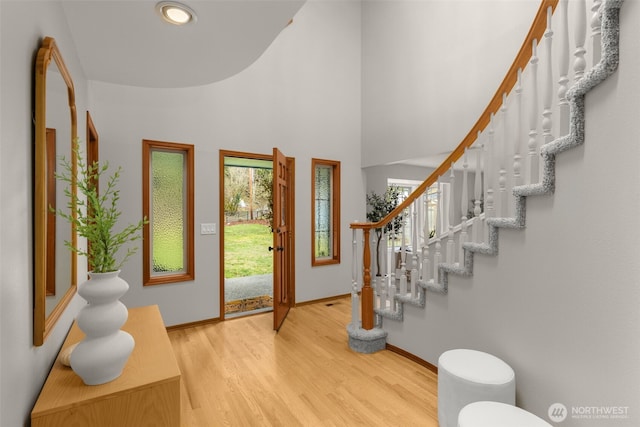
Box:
[168,296,439,426]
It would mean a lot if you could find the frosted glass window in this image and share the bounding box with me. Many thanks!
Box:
[143,140,194,286]
[312,159,340,266]
[152,150,185,273]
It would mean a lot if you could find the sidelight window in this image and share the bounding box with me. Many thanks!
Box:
[142,139,194,285]
[312,159,340,266]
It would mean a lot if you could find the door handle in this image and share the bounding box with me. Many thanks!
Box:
[268,246,284,252]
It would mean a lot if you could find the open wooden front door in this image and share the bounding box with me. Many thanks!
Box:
[272,148,293,331]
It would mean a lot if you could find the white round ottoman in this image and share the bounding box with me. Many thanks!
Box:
[458,401,552,427]
[438,349,515,427]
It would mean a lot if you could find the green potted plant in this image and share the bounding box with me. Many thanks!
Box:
[366,186,404,277]
[54,139,147,273]
[52,138,147,385]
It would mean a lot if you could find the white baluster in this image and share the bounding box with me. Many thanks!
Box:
[384,229,390,309]
[573,0,587,82]
[528,39,540,184]
[379,230,387,309]
[422,194,431,282]
[484,113,495,242]
[499,93,508,217]
[382,226,388,279]
[399,210,408,295]
[591,0,603,65]
[376,229,384,305]
[474,133,483,243]
[434,179,442,282]
[447,164,456,264]
[414,196,427,286]
[389,220,396,311]
[351,226,359,327]
[542,6,554,147]
[411,201,418,298]
[388,273,396,312]
[558,0,570,136]
[371,232,378,298]
[514,69,524,187]
[459,149,469,263]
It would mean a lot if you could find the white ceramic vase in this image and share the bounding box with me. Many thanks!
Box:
[70,270,135,385]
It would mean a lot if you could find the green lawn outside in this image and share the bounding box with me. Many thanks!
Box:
[224,223,273,278]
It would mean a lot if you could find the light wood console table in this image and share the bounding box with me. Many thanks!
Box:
[31,305,181,426]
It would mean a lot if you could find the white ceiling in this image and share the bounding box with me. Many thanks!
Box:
[61,0,306,88]
[56,0,460,170]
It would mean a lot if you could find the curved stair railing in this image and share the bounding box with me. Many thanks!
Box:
[348,0,622,347]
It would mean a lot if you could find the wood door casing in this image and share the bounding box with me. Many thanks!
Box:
[218,150,295,323]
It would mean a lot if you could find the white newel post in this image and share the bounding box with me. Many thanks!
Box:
[528,39,540,185]
[351,226,359,328]
[590,0,603,66]
[573,0,587,82]
[558,0,570,136]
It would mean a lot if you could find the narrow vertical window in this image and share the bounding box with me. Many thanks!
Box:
[312,159,340,266]
[143,139,194,286]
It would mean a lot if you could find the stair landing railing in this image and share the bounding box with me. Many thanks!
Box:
[351,0,604,330]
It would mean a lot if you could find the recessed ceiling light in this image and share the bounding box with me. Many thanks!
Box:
[156,1,197,25]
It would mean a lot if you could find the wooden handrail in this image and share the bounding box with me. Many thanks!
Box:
[351,0,558,232]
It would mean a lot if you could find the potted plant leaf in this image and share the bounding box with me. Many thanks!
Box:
[365,186,404,277]
[52,137,147,385]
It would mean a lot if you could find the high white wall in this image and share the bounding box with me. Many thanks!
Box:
[1,0,4,417]
[0,2,88,426]
[383,2,640,425]
[87,0,364,326]
[361,0,540,167]
[1,0,3,415]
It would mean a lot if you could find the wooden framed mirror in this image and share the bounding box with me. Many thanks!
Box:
[34,37,78,346]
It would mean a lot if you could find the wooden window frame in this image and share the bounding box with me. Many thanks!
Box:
[311,158,340,266]
[142,139,195,286]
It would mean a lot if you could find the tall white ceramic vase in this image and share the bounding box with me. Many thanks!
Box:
[70,270,135,385]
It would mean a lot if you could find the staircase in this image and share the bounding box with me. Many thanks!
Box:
[348,0,624,354]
